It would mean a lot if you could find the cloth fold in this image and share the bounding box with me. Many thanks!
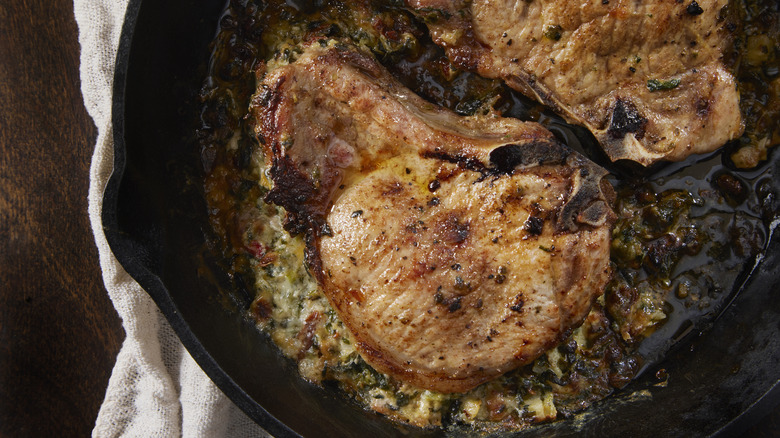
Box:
[75,1,270,436]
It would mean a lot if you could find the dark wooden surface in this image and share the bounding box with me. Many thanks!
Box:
[0,0,776,437]
[0,0,124,436]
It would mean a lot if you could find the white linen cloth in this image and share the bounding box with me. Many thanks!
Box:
[75,1,270,436]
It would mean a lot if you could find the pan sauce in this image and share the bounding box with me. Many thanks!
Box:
[197,0,778,430]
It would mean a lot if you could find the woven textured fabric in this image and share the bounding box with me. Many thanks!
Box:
[74,1,270,436]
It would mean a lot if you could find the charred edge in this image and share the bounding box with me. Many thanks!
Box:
[264,158,328,286]
[254,77,287,157]
[421,150,489,175]
[252,83,274,110]
[264,154,327,236]
[607,98,648,140]
[488,140,570,174]
[257,70,335,237]
[304,232,325,284]
[255,74,318,234]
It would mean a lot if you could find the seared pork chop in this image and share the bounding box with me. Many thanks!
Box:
[409,0,744,165]
[250,41,615,393]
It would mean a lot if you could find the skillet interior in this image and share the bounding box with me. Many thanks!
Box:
[103,0,780,436]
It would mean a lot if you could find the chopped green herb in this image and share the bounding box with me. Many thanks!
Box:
[417,7,452,23]
[647,78,681,92]
[544,25,563,41]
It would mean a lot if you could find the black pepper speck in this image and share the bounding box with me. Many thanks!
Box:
[686,1,704,15]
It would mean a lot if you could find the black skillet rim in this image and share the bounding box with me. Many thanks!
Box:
[103,0,300,436]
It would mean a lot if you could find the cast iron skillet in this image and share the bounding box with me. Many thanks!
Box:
[103,0,780,436]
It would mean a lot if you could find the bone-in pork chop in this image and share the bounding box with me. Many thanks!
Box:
[408,0,744,165]
[250,41,615,393]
